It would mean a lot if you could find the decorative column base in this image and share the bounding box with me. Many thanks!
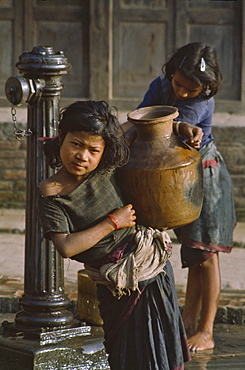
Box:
[2,318,90,345]
[0,324,109,370]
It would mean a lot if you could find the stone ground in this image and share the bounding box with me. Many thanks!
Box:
[0,211,244,369]
[0,209,244,313]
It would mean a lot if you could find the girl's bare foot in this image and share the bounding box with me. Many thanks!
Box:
[185,326,196,339]
[183,320,197,339]
[188,331,215,352]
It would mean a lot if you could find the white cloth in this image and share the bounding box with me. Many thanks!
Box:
[85,226,172,299]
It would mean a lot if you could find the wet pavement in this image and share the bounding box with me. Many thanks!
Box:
[0,209,245,368]
[0,311,244,369]
[185,324,245,369]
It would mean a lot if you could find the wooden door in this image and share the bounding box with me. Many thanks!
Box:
[24,0,90,103]
[90,0,244,113]
[0,0,90,106]
[0,0,24,105]
[111,0,175,109]
[175,0,244,113]
[1,0,244,113]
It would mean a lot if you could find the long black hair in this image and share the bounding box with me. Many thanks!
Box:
[43,100,130,174]
[163,42,222,98]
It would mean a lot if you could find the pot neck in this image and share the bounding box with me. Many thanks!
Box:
[133,119,173,140]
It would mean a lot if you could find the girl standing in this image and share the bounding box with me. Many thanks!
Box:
[38,100,201,369]
[137,42,236,352]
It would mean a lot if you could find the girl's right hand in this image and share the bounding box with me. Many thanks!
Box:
[179,122,203,148]
[50,204,136,259]
[112,204,136,229]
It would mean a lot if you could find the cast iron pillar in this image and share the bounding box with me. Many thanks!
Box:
[5,46,74,335]
[0,46,107,370]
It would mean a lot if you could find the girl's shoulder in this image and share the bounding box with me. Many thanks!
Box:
[177,96,214,126]
[39,169,104,199]
[178,96,214,113]
[38,175,61,198]
[150,74,170,89]
[137,74,171,107]
[38,167,69,197]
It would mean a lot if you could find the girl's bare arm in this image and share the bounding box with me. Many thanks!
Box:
[49,204,136,258]
[173,121,204,148]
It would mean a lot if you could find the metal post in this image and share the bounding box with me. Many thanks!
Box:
[0,46,109,369]
[5,46,79,337]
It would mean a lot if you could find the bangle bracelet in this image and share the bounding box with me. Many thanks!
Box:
[108,214,119,230]
[174,120,181,136]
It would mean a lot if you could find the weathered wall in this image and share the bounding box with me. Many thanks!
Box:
[212,114,245,222]
[0,121,27,208]
[0,110,244,220]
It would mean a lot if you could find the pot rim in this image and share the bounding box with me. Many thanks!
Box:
[127,105,179,124]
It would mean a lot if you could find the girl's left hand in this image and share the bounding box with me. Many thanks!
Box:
[121,121,137,146]
[179,122,203,149]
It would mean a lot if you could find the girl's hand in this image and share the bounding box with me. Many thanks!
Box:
[179,122,203,149]
[110,204,136,229]
[50,204,136,258]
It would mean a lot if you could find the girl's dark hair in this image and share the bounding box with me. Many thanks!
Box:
[43,100,130,173]
[163,42,222,98]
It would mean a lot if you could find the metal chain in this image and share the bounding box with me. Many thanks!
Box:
[11,106,32,140]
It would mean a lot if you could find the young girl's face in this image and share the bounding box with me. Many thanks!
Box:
[59,131,105,180]
[172,70,203,100]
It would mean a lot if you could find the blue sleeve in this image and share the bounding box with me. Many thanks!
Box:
[177,98,214,127]
[136,76,214,147]
[137,76,169,108]
[176,98,214,146]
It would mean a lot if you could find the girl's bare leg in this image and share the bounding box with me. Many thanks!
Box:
[182,264,203,338]
[187,253,220,351]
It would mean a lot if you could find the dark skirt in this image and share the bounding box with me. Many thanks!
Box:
[96,260,190,370]
[174,142,236,267]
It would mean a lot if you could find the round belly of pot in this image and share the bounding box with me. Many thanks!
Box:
[117,105,203,230]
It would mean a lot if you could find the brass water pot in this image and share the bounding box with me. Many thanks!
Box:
[117,105,203,230]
